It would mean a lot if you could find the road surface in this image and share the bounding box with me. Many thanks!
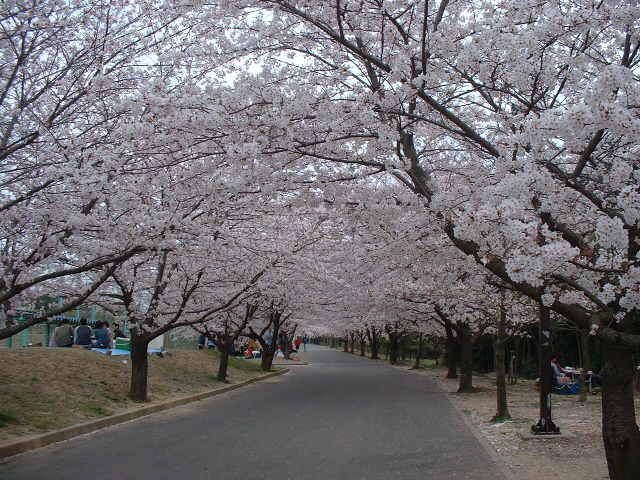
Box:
[1,346,505,479]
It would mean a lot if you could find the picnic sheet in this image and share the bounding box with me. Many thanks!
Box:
[90,347,164,356]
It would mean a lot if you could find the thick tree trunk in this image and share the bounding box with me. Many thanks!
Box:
[445,323,458,379]
[217,345,230,382]
[282,332,292,360]
[129,337,150,402]
[343,336,349,352]
[369,329,380,359]
[458,325,474,393]
[388,333,399,365]
[261,348,275,371]
[359,337,366,356]
[349,333,355,354]
[600,343,640,480]
[578,329,591,402]
[412,332,423,369]
[531,305,559,434]
[493,305,510,421]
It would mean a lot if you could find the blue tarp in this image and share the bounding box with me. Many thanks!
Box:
[90,348,163,356]
[554,382,580,395]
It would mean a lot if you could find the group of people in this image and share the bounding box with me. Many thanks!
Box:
[293,335,309,352]
[196,334,310,358]
[550,355,602,391]
[50,319,126,349]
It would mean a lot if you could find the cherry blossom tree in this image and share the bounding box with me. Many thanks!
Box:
[0,0,214,339]
[210,2,640,475]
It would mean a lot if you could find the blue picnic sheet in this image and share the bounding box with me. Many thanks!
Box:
[554,382,580,395]
[91,348,163,356]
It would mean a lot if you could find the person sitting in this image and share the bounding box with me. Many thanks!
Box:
[112,322,125,339]
[74,318,92,347]
[93,321,112,349]
[103,321,115,347]
[53,320,74,348]
[551,355,568,387]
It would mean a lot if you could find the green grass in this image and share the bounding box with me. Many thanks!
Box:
[228,355,265,372]
[31,417,59,431]
[82,404,112,417]
[197,349,266,372]
[0,411,19,427]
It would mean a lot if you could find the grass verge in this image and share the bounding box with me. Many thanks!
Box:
[0,347,264,444]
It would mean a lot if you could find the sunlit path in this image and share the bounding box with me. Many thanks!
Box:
[1,346,504,480]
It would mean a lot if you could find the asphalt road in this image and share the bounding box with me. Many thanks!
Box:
[0,346,505,480]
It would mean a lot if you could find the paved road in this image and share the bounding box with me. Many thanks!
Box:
[1,346,505,480]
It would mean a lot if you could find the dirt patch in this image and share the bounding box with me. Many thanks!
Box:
[411,367,640,480]
[0,347,263,443]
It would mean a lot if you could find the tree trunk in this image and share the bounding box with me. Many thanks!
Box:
[343,336,349,352]
[412,332,423,369]
[458,325,474,393]
[508,336,520,385]
[578,329,591,402]
[349,333,355,354]
[531,305,559,434]
[600,343,640,480]
[369,329,379,359]
[387,332,399,365]
[493,304,510,421]
[359,337,366,356]
[261,348,274,371]
[129,337,150,402]
[445,322,458,379]
[282,332,292,360]
[217,344,230,382]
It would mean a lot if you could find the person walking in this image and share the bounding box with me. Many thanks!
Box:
[53,320,74,348]
[302,335,309,352]
[74,319,92,347]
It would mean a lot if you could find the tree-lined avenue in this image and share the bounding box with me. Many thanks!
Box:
[0,347,504,480]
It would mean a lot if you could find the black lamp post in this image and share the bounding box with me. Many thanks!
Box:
[531,304,560,435]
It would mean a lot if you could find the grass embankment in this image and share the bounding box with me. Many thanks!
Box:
[0,348,263,444]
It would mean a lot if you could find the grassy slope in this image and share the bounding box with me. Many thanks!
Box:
[0,348,263,443]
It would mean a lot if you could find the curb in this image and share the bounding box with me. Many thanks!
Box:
[403,367,515,480]
[0,368,288,460]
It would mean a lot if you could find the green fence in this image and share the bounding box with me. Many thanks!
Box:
[1,306,128,348]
